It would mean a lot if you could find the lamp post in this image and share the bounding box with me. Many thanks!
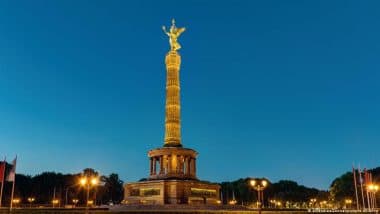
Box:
[52,199,60,208]
[250,178,268,214]
[12,198,20,208]
[345,199,352,209]
[309,198,317,208]
[65,187,70,207]
[72,199,79,207]
[79,176,99,209]
[27,197,35,208]
[276,201,282,208]
[319,200,327,209]
[367,183,379,209]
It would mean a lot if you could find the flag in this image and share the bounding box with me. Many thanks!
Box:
[6,157,16,182]
[0,161,5,182]
[0,158,5,207]
[364,168,372,186]
[8,156,17,209]
[359,169,363,183]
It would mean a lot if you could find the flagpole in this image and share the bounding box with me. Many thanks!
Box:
[0,157,5,207]
[372,187,375,208]
[0,173,3,208]
[364,169,371,210]
[9,177,15,210]
[352,166,359,210]
[358,165,365,210]
[9,156,17,210]
[370,172,374,210]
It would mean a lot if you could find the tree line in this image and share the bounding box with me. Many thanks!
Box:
[220,178,328,207]
[221,166,380,208]
[2,166,378,207]
[1,168,123,207]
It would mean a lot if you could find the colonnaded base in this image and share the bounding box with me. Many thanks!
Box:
[123,147,220,205]
[123,179,220,205]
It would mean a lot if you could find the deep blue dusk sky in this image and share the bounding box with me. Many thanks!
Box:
[1,0,380,190]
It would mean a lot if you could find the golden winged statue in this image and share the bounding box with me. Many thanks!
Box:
[162,19,186,51]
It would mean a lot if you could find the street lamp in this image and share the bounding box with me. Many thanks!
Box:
[12,198,20,207]
[250,178,268,212]
[367,183,379,209]
[87,200,94,206]
[52,199,60,208]
[319,200,327,208]
[27,197,35,207]
[270,199,276,208]
[345,199,352,209]
[72,199,79,207]
[228,199,237,205]
[79,176,99,208]
[270,199,282,208]
[91,177,98,185]
[276,201,282,208]
[309,198,317,208]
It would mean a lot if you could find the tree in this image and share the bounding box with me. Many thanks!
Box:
[82,168,99,177]
[14,174,32,202]
[99,173,124,204]
[268,180,321,203]
[330,172,354,205]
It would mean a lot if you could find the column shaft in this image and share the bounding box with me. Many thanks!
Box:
[150,158,153,175]
[153,157,157,175]
[193,158,196,176]
[180,155,184,174]
[190,158,195,176]
[164,52,182,147]
[168,155,172,174]
[159,156,164,174]
[186,157,190,175]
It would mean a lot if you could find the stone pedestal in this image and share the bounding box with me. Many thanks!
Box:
[124,179,220,205]
[123,145,221,205]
